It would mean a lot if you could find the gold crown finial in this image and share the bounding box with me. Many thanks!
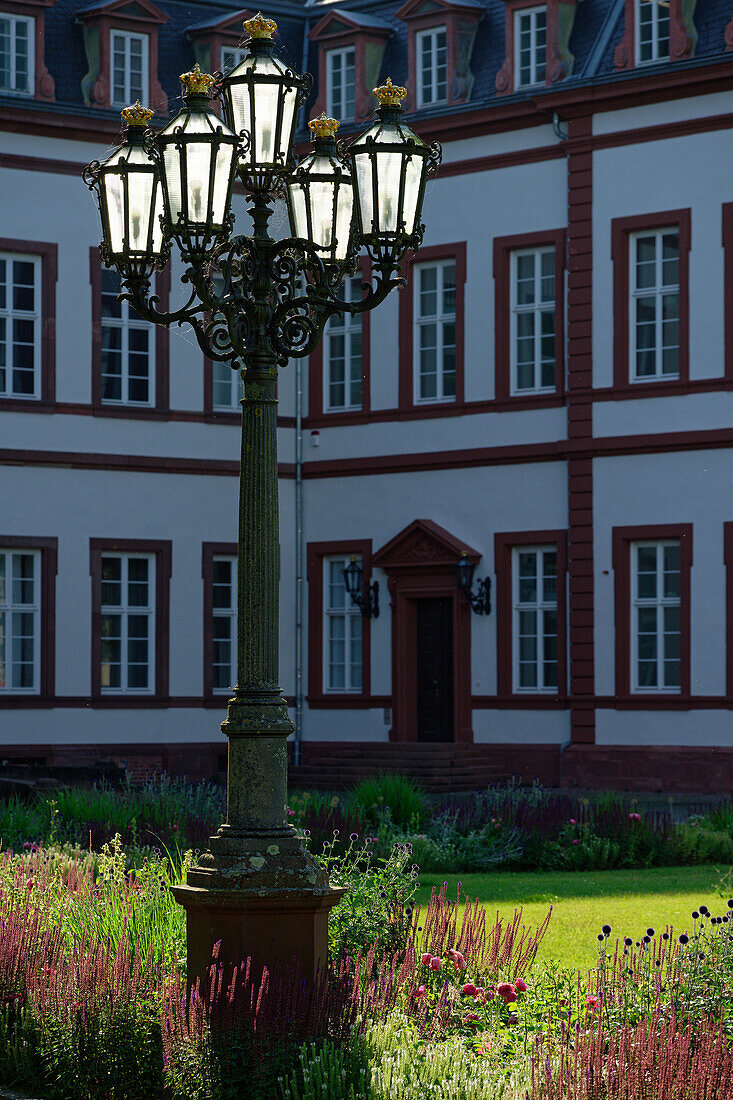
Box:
[245,12,277,38]
[121,101,154,127]
[179,62,215,96]
[309,112,339,140]
[373,78,407,107]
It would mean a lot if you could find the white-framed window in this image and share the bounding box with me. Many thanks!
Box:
[221,46,246,73]
[417,26,447,107]
[0,14,34,95]
[414,259,456,403]
[515,7,546,88]
[631,540,681,692]
[326,275,362,411]
[212,361,244,411]
[630,228,679,381]
[111,30,148,108]
[326,46,355,121]
[636,0,670,64]
[101,268,154,405]
[324,556,362,693]
[513,546,558,692]
[212,555,237,694]
[100,553,155,693]
[0,549,40,693]
[0,253,41,399]
[511,247,555,394]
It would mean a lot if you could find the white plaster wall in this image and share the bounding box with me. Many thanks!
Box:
[593,449,731,700]
[593,92,733,136]
[592,131,733,390]
[593,390,733,440]
[301,461,568,712]
[439,124,558,164]
[473,709,570,744]
[596,710,733,747]
[297,708,390,742]
[0,707,229,745]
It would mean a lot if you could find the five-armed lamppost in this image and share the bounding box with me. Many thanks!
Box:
[84,12,441,988]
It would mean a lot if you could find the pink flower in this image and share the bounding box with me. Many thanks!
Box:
[629,812,641,821]
[497,982,515,999]
[429,956,442,971]
[463,1012,481,1025]
[507,1013,519,1026]
[420,952,432,966]
[22,842,30,849]
[504,990,517,1003]
[415,984,427,998]
[25,878,33,892]
[287,808,296,816]
[462,983,478,997]
[172,825,179,832]
[515,978,527,993]
[569,819,576,825]
[448,948,466,968]
[585,995,602,1012]
[572,839,579,845]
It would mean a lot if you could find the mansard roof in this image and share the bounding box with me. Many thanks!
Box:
[4,0,733,129]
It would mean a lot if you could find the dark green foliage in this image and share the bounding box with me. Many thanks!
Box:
[349,775,429,830]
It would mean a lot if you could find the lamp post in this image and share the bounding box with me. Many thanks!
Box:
[84,12,441,990]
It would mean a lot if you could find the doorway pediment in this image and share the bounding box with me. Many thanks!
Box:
[373,519,480,572]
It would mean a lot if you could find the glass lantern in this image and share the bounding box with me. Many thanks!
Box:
[287,114,354,266]
[222,13,309,190]
[84,102,165,274]
[157,64,239,254]
[349,79,433,257]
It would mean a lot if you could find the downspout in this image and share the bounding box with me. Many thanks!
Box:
[293,14,312,769]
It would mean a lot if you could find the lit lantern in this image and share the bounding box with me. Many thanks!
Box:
[158,64,239,254]
[287,114,354,266]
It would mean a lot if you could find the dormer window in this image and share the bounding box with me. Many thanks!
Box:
[636,0,669,64]
[221,45,246,74]
[416,26,447,107]
[396,0,482,111]
[326,46,355,120]
[309,8,391,126]
[111,30,148,107]
[515,6,546,87]
[0,14,34,95]
[77,0,168,114]
[614,0,697,70]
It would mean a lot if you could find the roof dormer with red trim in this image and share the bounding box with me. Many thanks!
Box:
[615,0,697,70]
[0,0,56,100]
[395,0,483,111]
[186,8,251,77]
[496,0,583,95]
[76,0,168,114]
[309,7,392,127]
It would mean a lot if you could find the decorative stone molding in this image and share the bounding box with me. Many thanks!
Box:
[76,0,169,114]
[186,8,252,75]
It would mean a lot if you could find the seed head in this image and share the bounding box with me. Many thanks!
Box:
[602,924,612,936]
[624,937,633,947]
[679,933,689,945]
[692,911,700,920]
[699,905,709,916]
[646,928,655,937]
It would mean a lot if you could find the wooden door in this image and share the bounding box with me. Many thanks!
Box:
[416,597,454,742]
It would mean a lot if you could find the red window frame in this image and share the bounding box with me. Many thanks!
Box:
[77,0,169,114]
[306,539,372,707]
[611,209,691,394]
[395,0,483,110]
[494,529,568,701]
[89,537,171,702]
[202,541,237,700]
[309,9,391,126]
[398,241,466,412]
[612,524,692,700]
[493,229,565,402]
[0,238,57,408]
[89,247,170,415]
[0,535,57,704]
[308,257,371,426]
[614,0,696,70]
[0,0,55,99]
[496,0,582,94]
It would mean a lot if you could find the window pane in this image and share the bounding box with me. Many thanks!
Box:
[101,557,121,607]
[127,557,149,607]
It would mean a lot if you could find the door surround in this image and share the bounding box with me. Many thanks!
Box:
[373,519,479,743]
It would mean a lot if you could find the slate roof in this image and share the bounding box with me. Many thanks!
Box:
[11,0,733,125]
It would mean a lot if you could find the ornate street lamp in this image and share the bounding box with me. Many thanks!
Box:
[84,12,441,993]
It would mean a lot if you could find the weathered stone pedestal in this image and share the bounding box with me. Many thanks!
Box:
[172,825,344,991]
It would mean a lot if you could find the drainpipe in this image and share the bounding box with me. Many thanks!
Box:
[558,738,572,789]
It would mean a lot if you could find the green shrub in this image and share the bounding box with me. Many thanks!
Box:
[675,822,733,864]
[349,776,428,830]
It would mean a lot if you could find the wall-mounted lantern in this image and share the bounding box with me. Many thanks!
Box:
[343,556,379,618]
[455,551,491,615]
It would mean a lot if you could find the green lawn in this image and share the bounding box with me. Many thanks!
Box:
[415,864,727,971]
